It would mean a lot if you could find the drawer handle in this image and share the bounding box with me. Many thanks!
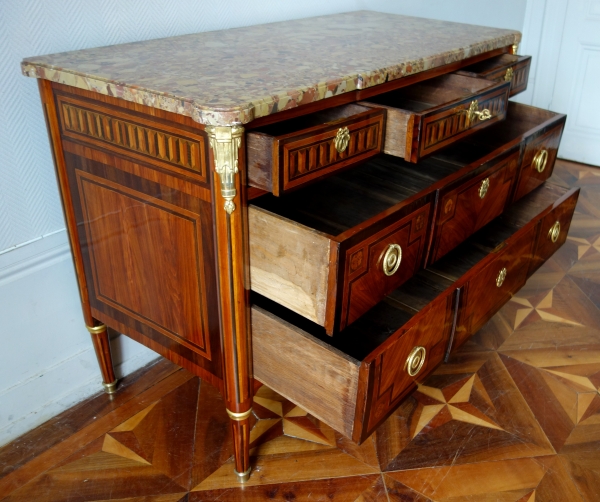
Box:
[504,67,514,82]
[382,243,402,276]
[548,221,561,243]
[466,100,492,124]
[479,178,490,199]
[405,346,426,377]
[334,127,350,153]
[496,267,507,288]
[533,149,549,173]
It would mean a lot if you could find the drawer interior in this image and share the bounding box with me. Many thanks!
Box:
[250,103,372,137]
[252,154,459,237]
[363,74,496,112]
[437,102,563,163]
[255,182,572,359]
[252,182,575,441]
[458,54,524,75]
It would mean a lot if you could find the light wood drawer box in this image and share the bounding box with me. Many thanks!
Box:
[249,156,434,335]
[251,183,579,444]
[455,54,532,97]
[359,74,510,163]
[246,104,385,195]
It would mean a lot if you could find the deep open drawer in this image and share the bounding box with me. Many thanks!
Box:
[360,73,510,163]
[427,101,566,263]
[252,183,579,443]
[455,54,532,97]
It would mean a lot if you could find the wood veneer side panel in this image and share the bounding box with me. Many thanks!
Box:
[248,206,332,325]
[252,307,359,438]
[38,79,94,326]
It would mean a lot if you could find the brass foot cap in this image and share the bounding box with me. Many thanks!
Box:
[234,467,251,483]
[102,379,118,394]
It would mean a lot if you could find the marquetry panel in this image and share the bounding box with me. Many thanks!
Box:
[363,292,454,437]
[420,92,507,156]
[75,170,212,359]
[57,95,206,181]
[432,151,519,263]
[286,122,381,182]
[340,203,430,331]
[514,124,564,201]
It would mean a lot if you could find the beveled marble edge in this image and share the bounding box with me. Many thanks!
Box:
[21,23,520,126]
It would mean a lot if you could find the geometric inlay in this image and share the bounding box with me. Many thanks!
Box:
[62,102,203,173]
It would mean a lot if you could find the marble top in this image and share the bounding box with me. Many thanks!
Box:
[22,11,520,126]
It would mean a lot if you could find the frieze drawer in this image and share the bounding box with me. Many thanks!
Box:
[455,54,532,97]
[359,73,510,163]
[246,104,385,195]
[252,183,579,445]
[249,157,432,334]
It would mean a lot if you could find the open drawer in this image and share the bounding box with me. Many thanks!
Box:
[249,155,439,334]
[455,54,532,97]
[360,73,510,163]
[247,104,385,195]
[446,102,566,203]
[431,183,580,352]
[427,101,566,263]
[252,183,579,443]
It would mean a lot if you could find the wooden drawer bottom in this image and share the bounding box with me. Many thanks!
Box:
[252,183,579,443]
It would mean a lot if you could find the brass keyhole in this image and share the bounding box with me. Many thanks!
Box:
[466,100,492,124]
[504,67,514,82]
[479,178,490,199]
[496,267,507,288]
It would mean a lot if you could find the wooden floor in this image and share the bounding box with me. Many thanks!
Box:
[1,159,600,501]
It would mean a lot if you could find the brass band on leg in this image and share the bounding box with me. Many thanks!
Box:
[227,408,252,421]
[86,324,107,335]
[234,467,251,483]
[102,379,118,394]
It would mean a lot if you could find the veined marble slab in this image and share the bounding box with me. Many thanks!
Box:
[22,11,520,126]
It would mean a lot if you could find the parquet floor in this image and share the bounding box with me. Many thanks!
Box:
[1,160,600,501]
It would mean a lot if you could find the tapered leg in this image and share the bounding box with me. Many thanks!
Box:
[207,125,253,482]
[87,323,118,394]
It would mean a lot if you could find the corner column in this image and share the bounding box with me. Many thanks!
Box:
[38,79,117,395]
[206,124,253,483]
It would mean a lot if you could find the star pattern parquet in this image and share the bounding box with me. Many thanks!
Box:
[1,160,600,501]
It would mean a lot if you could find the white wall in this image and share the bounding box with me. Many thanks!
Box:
[0,0,526,447]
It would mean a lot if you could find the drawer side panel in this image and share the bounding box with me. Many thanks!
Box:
[249,207,332,325]
[252,307,359,438]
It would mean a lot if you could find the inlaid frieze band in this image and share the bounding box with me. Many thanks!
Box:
[60,102,203,173]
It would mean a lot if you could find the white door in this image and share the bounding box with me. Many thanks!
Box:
[519,0,600,166]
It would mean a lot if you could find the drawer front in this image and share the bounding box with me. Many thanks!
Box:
[247,106,385,195]
[355,291,455,442]
[531,189,579,274]
[514,124,563,201]
[455,227,535,349]
[338,203,431,331]
[457,55,531,97]
[417,85,509,159]
[488,56,531,97]
[432,150,519,263]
